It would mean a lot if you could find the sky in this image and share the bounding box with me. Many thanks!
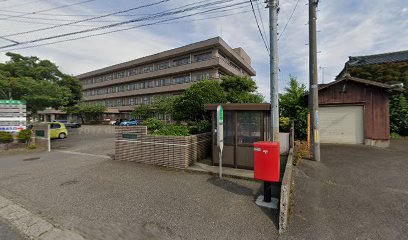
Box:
[0,0,407,100]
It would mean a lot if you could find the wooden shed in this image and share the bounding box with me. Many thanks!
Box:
[317,75,395,147]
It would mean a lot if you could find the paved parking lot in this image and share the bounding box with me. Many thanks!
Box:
[51,125,115,157]
[0,149,279,240]
[283,140,408,240]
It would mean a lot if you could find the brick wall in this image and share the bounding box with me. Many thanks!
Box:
[115,126,211,169]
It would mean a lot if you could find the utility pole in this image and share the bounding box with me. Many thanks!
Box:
[308,0,320,161]
[319,66,326,84]
[268,0,279,143]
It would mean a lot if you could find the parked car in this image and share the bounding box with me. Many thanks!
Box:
[53,120,81,128]
[49,122,68,139]
[119,119,139,126]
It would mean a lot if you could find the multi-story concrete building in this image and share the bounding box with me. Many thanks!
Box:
[77,37,256,119]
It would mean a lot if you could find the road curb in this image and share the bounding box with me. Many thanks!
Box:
[0,195,86,240]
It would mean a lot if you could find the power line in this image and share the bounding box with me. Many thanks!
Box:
[1,1,248,52]
[158,9,251,25]
[1,0,171,38]
[0,3,249,28]
[0,36,19,44]
[0,0,96,20]
[249,0,270,55]
[2,0,44,10]
[255,0,268,46]
[278,0,300,41]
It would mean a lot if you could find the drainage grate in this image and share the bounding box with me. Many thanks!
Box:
[60,180,79,186]
[23,157,41,161]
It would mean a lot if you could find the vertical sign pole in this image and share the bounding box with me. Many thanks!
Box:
[47,124,51,152]
[216,105,224,179]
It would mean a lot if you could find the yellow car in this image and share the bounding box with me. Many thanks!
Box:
[49,122,68,139]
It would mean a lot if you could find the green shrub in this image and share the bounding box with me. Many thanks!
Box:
[17,129,32,142]
[153,125,190,136]
[391,132,401,139]
[279,117,291,132]
[142,118,164,132]
[0,131,13,144]
[188,120,211,135]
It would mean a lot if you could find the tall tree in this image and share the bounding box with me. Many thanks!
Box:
[220,75,264,103]
[279,76,308,139]
[172,80,227,121]
[0,52,82,112]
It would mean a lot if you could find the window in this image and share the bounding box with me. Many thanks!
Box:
[173,56,190,67]
[50,123,61,129]
[148,81,154,88]
[194,52,212,62]
[165,78,171,86]
[237,111,262,144]
[143,65,153,73]
[143,96,149,104]
[156,61,169,70]
[174,75,190,84]
[195,73,210,81]
[230,61,241,72]
[155,80,161,87]
[131,69,137,76]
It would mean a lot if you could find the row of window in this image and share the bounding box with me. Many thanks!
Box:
[87,93,177,108]
[82,52,213,85]
[219,51,244,74]
[83,72,211,97]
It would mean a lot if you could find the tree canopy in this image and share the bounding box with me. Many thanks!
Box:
[132,76,264,123]
[0,52,82,113]
[279,76,308,139]
[348,62,408,135]
[63,103,106,124]
[220,75,264,103]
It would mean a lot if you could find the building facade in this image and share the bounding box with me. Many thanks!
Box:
[77,37,256,119]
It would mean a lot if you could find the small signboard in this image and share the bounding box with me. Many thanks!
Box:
[35,130,45,138]
[122,132,138,140]
[216,105,224,179]
[0,100,27,132]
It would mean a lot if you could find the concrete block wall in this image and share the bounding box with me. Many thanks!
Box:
[115,126,211,169]
[31,123,50,151]
[279,148,294,234]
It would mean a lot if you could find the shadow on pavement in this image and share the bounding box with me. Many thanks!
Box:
[207,176,280,230]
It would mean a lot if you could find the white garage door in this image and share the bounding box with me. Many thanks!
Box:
[319,106,364,144]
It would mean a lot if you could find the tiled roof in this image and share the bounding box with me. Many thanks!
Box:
[346,50,408,67]
[319,75,394,91]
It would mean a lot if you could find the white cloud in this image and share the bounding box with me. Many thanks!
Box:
[0,0,407,101]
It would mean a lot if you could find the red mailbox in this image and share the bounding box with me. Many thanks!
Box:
[254,141,280,182]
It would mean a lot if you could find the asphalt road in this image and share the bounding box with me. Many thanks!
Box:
[51,125,115,157]
[0,150,279,240]
[282,140,408,240]
[0,218,26,240]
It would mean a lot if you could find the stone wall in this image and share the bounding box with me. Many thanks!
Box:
[115,126,211,169]
[279,148,294,234]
